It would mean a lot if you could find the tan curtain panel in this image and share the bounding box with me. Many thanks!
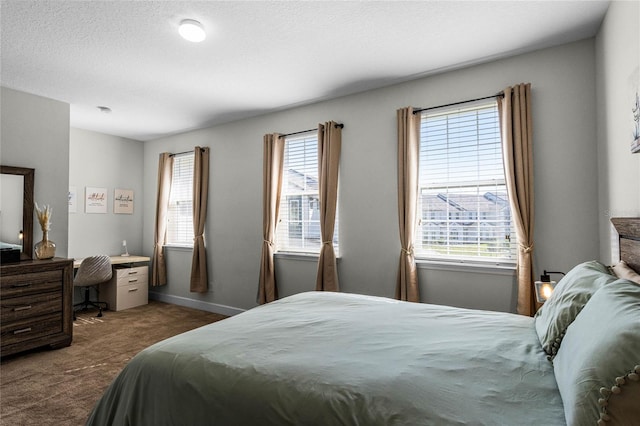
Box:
[498,83,536,316]
[190,146,210,293]
[151,152,173,286]
[396,107,420,302]
[315,121,342,292]
[258,133,285,304]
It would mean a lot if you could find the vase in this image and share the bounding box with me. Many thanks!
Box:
[35,231,56,260]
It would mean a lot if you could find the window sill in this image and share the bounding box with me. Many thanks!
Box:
[164,244,193,252]
[416,258,516,275]
[274,252,342,263]
[275,252,319,262]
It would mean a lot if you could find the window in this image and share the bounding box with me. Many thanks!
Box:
[416,101,516,263]
[166,153,194,246]
[276,133,339,255]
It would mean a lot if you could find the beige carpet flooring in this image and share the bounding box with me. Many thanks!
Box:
[0,301,227,426]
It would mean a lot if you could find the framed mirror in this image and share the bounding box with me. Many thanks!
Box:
[1,166,34,260]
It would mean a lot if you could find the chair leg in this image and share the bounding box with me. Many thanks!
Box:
[94,286,108,316]
[73,286,92,319]
[73,286,108,318]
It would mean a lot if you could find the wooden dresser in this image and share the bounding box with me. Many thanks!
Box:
[0,258,74,357]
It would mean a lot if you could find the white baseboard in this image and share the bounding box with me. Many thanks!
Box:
[148,291,245,317]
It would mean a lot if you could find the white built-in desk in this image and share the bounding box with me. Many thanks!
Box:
[73,255,150,312]
[73,255,150,269]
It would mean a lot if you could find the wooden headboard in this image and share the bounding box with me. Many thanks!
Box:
[611,217,640,272]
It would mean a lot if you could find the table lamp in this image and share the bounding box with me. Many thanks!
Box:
[534,270,565,303]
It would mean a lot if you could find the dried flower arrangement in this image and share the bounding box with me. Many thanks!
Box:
[34,202,56,258]
[35,202,52,232]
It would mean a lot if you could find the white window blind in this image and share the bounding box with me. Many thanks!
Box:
[416,101,517,263]
[277,133,339,255]
[166,153,194,246]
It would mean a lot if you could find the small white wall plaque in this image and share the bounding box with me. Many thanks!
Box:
[85,186,107,214]
[114,188,134,214]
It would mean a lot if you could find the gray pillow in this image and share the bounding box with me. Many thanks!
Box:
[534,260,616,357]
[553,279,640,426]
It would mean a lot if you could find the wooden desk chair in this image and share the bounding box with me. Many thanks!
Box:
[73,255,112,320]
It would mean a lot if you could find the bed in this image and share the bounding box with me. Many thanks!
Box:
[87,218,640,426]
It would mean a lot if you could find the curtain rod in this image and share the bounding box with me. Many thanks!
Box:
[169,150,194,157]
[278,123,344,139]
[412,93,504,114]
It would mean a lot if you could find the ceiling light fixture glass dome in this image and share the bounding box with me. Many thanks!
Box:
[179,19,206,42]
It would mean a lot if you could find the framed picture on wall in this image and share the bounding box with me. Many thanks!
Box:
[632,88,639,153]
[68,186,77,213]
[114,188,134,214]
[85,186,107,214]
[630,66,639,154]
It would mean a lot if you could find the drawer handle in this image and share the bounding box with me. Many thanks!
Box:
[14,305,32,312]
[128,288,138,292]
[10,283,31,288]
[13,327,32,335]
[128,279,138,283]
[128,271,138,275]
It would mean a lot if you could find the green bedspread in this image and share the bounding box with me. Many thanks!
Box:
[87,292,565,425]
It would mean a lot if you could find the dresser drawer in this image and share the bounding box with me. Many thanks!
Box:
[1,292,62,322]
[0,270,62,298]
[0,312,63,347]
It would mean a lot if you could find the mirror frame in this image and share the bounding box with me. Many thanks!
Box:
[1,165,34,260]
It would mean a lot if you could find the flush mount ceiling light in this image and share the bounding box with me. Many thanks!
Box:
[179,19,206,42]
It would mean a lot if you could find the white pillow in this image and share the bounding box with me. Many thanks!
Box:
[612,260,640,285]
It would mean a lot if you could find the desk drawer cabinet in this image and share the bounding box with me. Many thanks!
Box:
[0,258,73,357]
[103,265,148,311]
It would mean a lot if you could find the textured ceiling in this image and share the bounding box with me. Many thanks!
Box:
[1,0,610,141]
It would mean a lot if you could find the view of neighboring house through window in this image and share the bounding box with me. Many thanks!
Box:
[277,132,339,255]
[417,101,516,262]
[166,152,194,246]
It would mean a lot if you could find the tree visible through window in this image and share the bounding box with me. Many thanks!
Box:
[166,153,194,246]
[416,102,516,262]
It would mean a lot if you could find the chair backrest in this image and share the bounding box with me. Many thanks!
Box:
[74,255,113,287]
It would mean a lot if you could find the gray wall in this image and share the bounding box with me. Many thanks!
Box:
[1,87,70,257]
[68,127,145,259]
[595,0,640,263]
[5,15,630,316]
[143,39,600,314]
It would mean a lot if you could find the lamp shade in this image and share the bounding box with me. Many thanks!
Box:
[534,280,557,303]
